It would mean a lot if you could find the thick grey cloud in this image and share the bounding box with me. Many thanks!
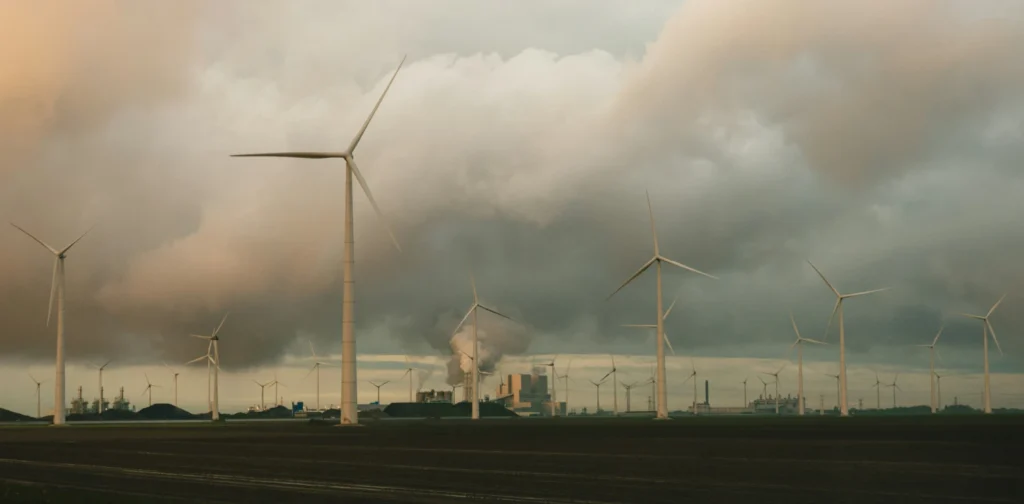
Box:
[2,0,1023,378]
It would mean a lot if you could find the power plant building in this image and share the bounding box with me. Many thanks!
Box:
[494,369,565,416]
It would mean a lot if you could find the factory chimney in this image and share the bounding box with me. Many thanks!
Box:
[704,380,709,406]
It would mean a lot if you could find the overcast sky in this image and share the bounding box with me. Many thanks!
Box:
[2,0,1024,416]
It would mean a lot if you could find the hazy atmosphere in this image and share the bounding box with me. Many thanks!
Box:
[3,0,1024,415]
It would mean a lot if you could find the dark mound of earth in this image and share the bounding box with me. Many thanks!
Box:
[384,401,518,418]
[137,404,197,420]
[227,405,294,419]
[0,408,34,422]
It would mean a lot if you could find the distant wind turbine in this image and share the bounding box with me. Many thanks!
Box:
[28,373,45,419]
[305,341,335,412]
[140,373,158,407]
[11,222,92,425]
[681,359,698,415]
[451,273,515,420]
[163,362,180,407]
[807,261,889,417]
[916,326,944,414]
[960,295,1005,414]
[232,56,407,426]
[762,364,786,414]
[789,313,826,416]
[742,377,748,407]
[885,374,901,408]
[600,355,619,416]
[758,376,769,400]
[826,372,840,410]
[253,380,273,410]
[91,360,113,414]
[186,312,229,421]
[369,380,390,404]
[588,378,607,413]
[271,373,286,407]
[607,192,717,420]
[539,355,559,416]
[871,372,883,410]
[621,381,637,412]
[401,356,415,403]
[558,359,574,414]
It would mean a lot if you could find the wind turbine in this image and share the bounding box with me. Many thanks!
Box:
[681,359,698,415]
[559,359,574,414]
[306,341,335,412]
[91,360,112,414]
[451,273,515,420]
[140,374,158,408]
[916,326,944,414]
[186,312,229,421]
[762,364,786,414]
[825,372,840,410]
[401,357,415,403]
[934,372,945,410]
[871,372,883,410]
[163,363,180,407]
[807,261,888,417]
[588,378,606,413]
[369,380,390,404]
[271,373,286,407]
[758,376,769,400]
[607,192,717,420]
[11,223,92,425]
[960,295,1005,414]
[28,374,45,419]
[232,57,406,426]
[621,381,637,412]
[742,377,749,407]
[885,373,901,408]
[253,380,273,410]
[600,355,619,415]
[789,313,826,415]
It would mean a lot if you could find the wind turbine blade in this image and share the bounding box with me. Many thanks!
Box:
[645,190,659,256]
[789,312,802,340]
[309,340,318,359]
[607,256,656,300]
[986,320,1003,355]
[806,260,840,297]
[59,226,93,255]
[382,380,391,386]
[660,256,718,280]
[478,304,513,321]
[190,334,212,340]
[303,365,316,380]
[934,347,945,365]
[101,359,113,370]
[458,349,473,360]
[348,157,401,253]
[10,223,59,255]
[452,304,476,337]
[622,324,657,328]
[663,296,678,320]
[230,152,347,159]
[46,258,58,327]
[469,272,478,304]
[824,299,840,341]
[185,355,208,365]
[348,55,406,154]
[776,363,787,375]
[664,332,675,355]
[932,326,945,346]
[599,370,613,382]
[960,312,985,320]
[682,374,693,384]
[844,287,890,298]
[213,312,230,337]
[987,294,1007,318]
[801,337,827,345]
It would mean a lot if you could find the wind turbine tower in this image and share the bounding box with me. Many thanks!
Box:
[369,380,390,404]
[232,57,407,425]
[789,314,825,415]
[960,295,1005,414]
[451,273,515,420]
[807,261,889,417]
[607,192,717,420]
[187,313,228,421]
[917,326,944,414]
[11,223,91,425]
[92,360,112,414]
[29,374,44,418]
[885,374,901,408]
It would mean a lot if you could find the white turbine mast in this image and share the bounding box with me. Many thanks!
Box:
[305,340,336,412]
[163,362,180,408]
[28,373,46,419]
[762,364,786,414]
[11,223,92,426]
[825,372,840,410]
[401,356,415,403]
[871,371,883,410]
[368,380,390,404]
[187,312,229,421]
[140,373,159,408]
[607,192,717,420]
[558,359,574,414]
[232,56,407,426]
[742,376,749,407]
[451,272,515,420]
[916,325,944,414]
[789,313,826,416]
[253,379,273,410]
[599,355,619,415]
[807,261,889,417]
[91,359,113,414]
[885,373,902,408]
[681,358,698,415]
[960,294,1005,414]
[588,377,607,413]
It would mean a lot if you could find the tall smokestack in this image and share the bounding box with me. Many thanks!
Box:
[704,380,709,406]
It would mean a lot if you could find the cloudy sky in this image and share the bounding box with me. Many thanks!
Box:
[2,0,1024,416]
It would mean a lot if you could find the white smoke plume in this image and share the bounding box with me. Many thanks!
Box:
[445,320,529,386]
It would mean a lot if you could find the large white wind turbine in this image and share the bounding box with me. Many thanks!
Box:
[451,273,514,420]
[232,57,406,426]
[91,360,112,414]
[789,314,826,416]
[599,355,619,415]
[807,261,889,417]
[28,374,45,419]
[916,326,944,414]
[960,295,1005,414]
[607,193,717,420]
[11,223,92,425]
[187,313,229,421]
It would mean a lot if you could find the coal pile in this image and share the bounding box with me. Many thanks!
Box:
[384,402,518,418]
[137,404,198,420]
[0,408,34,422]
[226,405,294,419]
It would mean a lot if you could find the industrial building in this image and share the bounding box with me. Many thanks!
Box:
[493,368,565,416]
[416,390,453,403]
[684,380,804,415]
